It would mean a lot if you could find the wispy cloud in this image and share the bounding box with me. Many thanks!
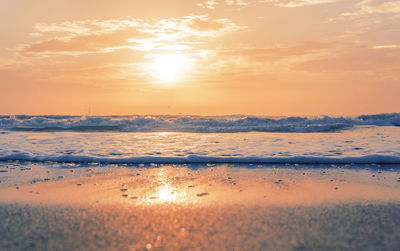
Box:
[225,0,249,6]
[260,0,342,8]
[293,45,400,77]
[14,15,244,57]
[333,0,400,22]
[197,0,218,9]
[372,44,400,49]
[1,14,246,91]
[219,42,332,61]
[197,0,248,10]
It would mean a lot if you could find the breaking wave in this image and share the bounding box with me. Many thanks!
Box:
[0,113,399,133]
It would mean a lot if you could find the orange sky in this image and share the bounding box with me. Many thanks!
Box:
[0,0,399,116]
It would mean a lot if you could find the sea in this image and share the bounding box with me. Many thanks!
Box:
[0,113,399,165]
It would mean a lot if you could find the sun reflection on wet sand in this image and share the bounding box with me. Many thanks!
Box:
[1,165,400,207]
[144,169,188,203]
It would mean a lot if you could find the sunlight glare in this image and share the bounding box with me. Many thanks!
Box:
[145,169,188,204]
[148,54,194,84]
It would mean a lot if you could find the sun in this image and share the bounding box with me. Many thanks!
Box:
[148,53,193,84]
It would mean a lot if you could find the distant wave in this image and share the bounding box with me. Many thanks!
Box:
[1,153,399,164]
[0,113,399,133]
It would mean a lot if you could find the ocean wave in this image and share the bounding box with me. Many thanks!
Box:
[0,113,399,133]
[1,153,399,164]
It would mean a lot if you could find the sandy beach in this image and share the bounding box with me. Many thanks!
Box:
[1,164,400,250]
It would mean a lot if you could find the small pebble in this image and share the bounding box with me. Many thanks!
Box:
[122,194,129,197]
[77,183,82,186]
[120,188,128,192]
[196,192,209,197]
[130,196,138,199]
[334,187,339,190]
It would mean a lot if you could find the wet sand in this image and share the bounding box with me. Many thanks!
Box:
[1,164,400,250]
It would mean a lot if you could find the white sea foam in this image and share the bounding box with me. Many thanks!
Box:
[1,153,400,164]
[0,125,399,165]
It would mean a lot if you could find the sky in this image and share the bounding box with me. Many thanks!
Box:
[0,0,399,116]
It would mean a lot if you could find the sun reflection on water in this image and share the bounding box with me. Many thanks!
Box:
[157,132,172,136]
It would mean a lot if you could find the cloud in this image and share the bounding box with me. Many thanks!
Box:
[333,0,400,22]
[19,29,147,56]
[194,42,336,81]
[219,42,333,62]
[141,15,244,38]
[353,0,400,15]
[260,0,342,8]
[372,44,400,49]
[3,15,246,90]
[15,15,243,57]
[225,0,248,6]
[292,46,400,76]
[197,0,218,9]
[197,0,248,10]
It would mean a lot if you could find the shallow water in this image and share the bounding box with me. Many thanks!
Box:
[1,116,399,250]
[1,125,399,164]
